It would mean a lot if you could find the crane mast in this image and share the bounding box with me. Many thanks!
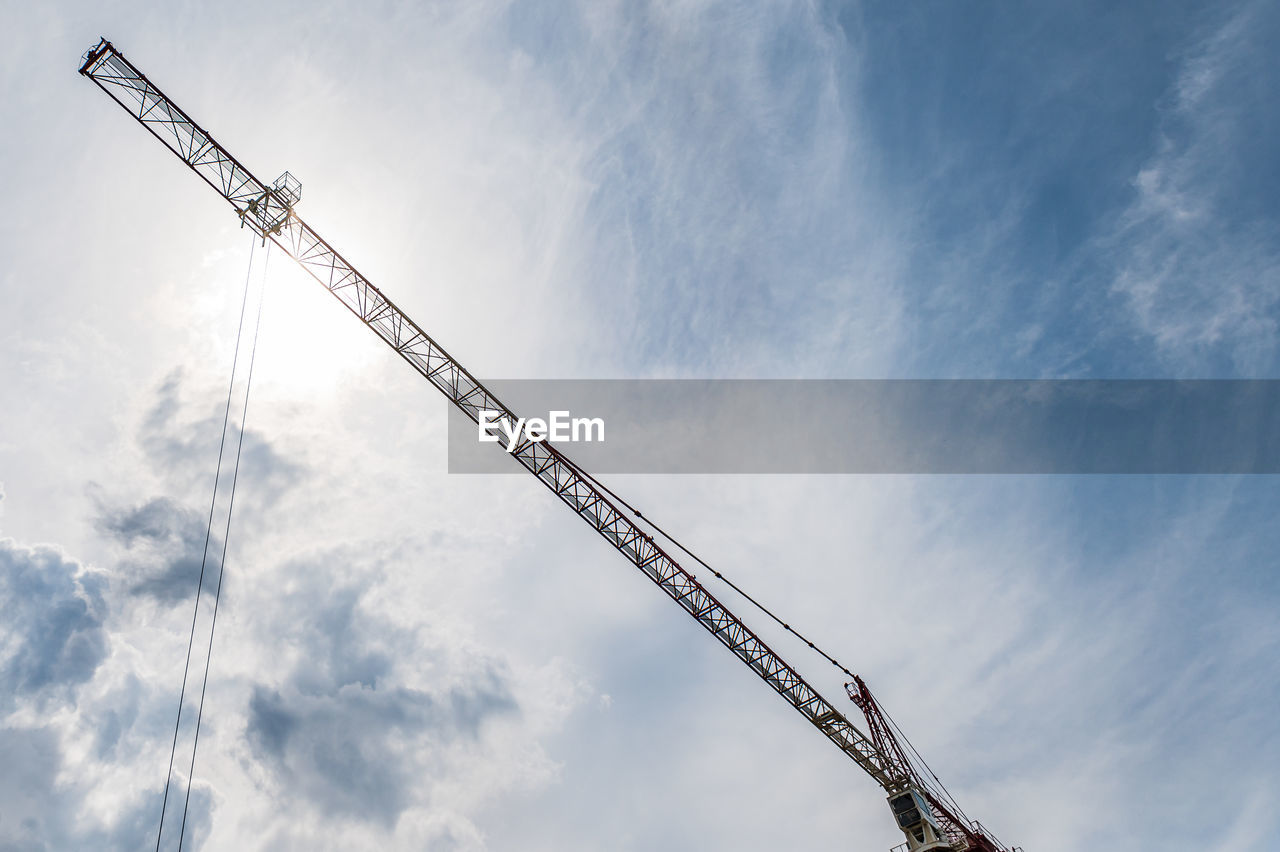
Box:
[79,38,1018,852]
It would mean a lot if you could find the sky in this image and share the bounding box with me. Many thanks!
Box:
[1,1,1278,851]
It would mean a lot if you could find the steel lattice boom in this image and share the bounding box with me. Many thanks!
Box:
[79,38,1019,852]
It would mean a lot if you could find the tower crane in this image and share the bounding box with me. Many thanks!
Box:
[79,38,1022,852]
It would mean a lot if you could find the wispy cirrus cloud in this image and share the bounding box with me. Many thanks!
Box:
[1107,1,1280,373]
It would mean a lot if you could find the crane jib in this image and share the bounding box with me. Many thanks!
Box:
[78,39,894,785]
[80,37,1022,852]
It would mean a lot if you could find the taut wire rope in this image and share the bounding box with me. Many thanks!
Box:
[177,239,271,850]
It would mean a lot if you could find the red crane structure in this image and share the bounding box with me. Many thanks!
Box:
[79,38,1022,852]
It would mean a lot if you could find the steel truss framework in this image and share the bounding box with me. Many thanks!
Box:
[80,38,1017,851]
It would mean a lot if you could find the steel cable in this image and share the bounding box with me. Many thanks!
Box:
[556,454,859,680]
[155,236,256,852]
[176,241,271,850]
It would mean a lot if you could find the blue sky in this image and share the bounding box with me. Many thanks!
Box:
[1,1,1278,851]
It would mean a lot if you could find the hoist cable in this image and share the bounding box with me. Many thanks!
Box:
[882,702,973,828]
[558,458,975,822]
[155,236,255,852]
[556,455,858,681]
[567,457,977,821]
[177,240,271,850]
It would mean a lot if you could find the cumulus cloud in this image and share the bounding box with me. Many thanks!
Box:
[141,368,305,504]
[96,495,211,603]
[0,539,109,713]
[0,540,202,850]
[0,722,210,852]
[243,571,518,829]
[0,346,577,850]
[246,673,514,826]
[0,364,316,850]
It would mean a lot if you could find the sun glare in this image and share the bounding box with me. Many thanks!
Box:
[254,254,381,396]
